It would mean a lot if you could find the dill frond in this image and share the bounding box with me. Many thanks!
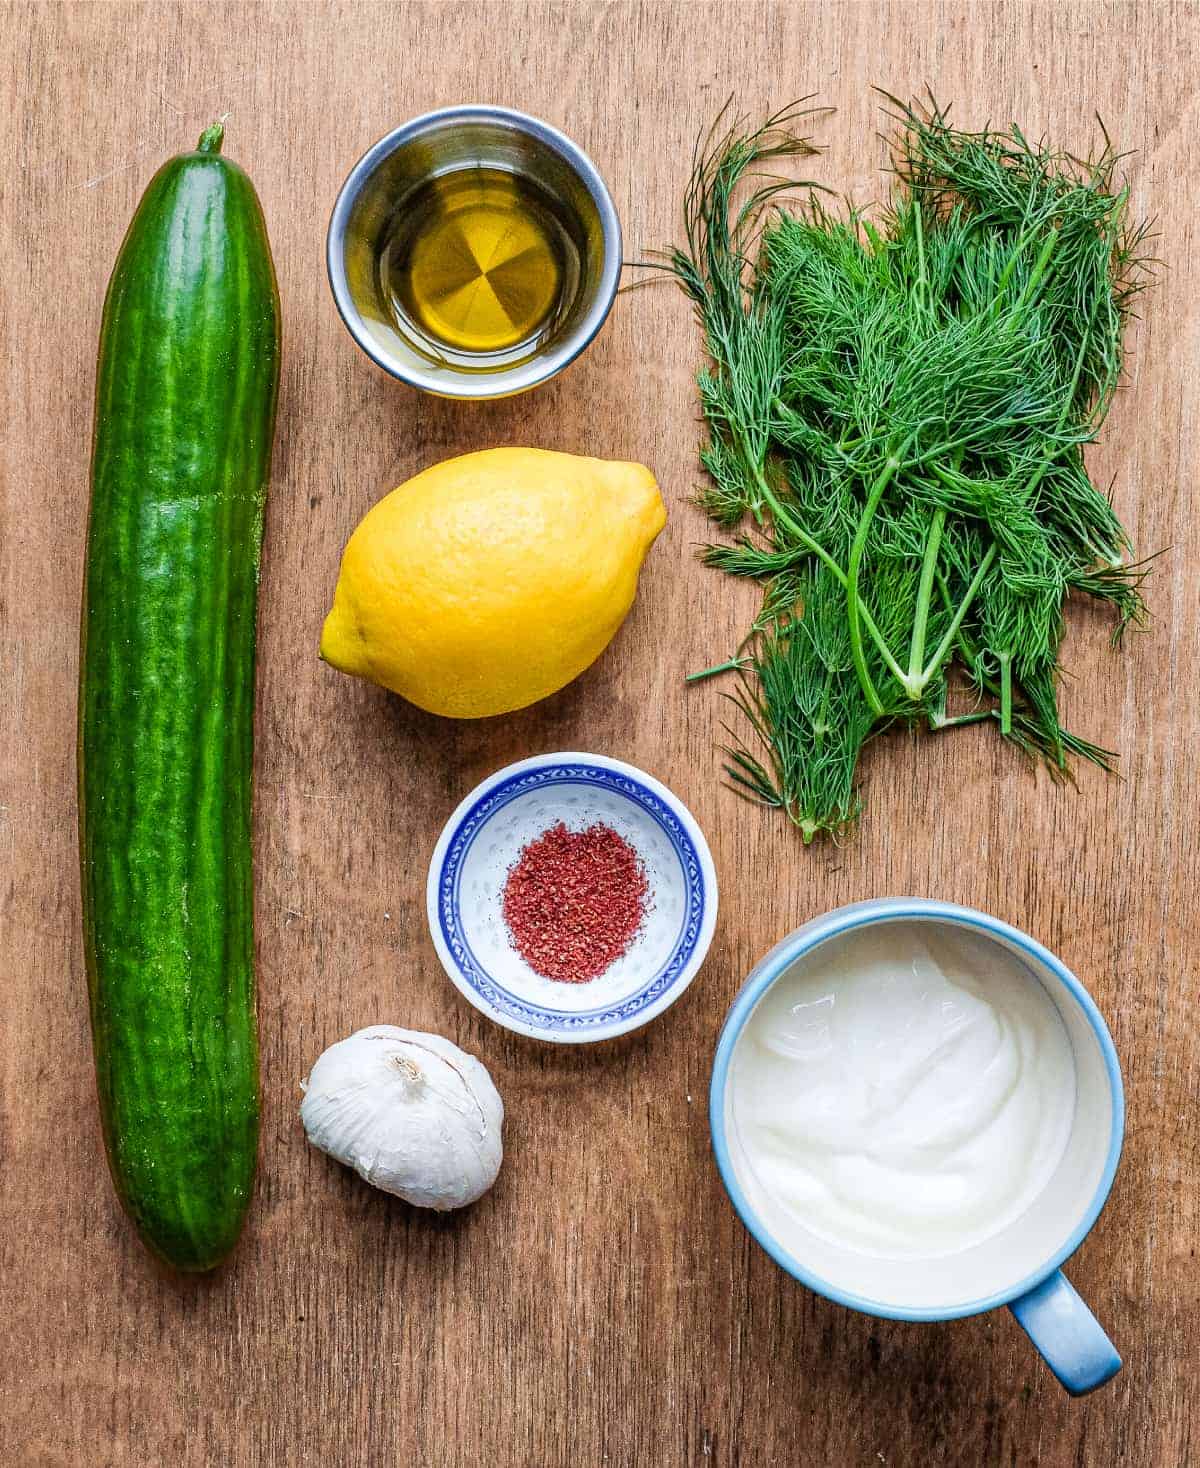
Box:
[667,95,1155,837]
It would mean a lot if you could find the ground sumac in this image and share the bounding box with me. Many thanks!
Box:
[501,821,649,983]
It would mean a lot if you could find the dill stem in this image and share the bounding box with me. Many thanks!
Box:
[931,709,993,731]
[907,435,975,468]
[751,465,844,583]
[992,220,1049,306]
[753,462,907,691]
[847,456,902,715]
[814,677,832,744]
[912,193,928,312]
[919,543,998,686]
[907,507,946,692]
[687,657,745,683]
[998,652,1014,734]
[1008,226,1061,321]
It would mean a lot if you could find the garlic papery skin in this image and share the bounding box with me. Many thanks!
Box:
[300,1026,504,1210]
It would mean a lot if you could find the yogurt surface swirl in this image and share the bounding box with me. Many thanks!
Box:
[731,923,1077,1259]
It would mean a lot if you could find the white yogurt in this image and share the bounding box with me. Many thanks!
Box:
[730,922,1076,1259]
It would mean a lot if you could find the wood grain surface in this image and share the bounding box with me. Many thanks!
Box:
[2,2,1197,1464]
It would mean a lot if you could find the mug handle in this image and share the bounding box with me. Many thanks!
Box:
[1009,1270,1121,1395]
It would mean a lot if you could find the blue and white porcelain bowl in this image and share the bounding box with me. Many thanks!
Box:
[426,753,718,1043]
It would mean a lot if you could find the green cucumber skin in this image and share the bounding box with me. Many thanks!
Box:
[79,131,279,1272]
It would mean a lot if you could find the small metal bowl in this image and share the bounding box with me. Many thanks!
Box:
[327,106,622,400]
[426,753,718,1043]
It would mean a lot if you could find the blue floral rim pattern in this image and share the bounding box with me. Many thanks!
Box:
[435,763,707,1031]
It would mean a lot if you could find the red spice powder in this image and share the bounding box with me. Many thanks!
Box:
[502,821,649,983]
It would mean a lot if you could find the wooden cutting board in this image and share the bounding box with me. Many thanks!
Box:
[3,2,1197,1463]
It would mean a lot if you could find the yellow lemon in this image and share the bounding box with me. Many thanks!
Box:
[320,447,667,718]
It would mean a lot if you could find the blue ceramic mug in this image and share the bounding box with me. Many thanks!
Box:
[709,899,1124,1395]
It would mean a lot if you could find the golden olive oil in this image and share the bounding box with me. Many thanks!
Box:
[379,166,582,368]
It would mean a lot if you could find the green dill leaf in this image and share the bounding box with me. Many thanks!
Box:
[667,95,1155,837]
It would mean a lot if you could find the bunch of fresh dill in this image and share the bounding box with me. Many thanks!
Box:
[668,96,1155,841]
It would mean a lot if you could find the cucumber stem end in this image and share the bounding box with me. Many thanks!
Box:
[197,123,225,155]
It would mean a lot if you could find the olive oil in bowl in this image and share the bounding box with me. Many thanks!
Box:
[328,107,621,399]
[380,167,581,368]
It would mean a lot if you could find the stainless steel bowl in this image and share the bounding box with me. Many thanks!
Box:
[326,106,622,400]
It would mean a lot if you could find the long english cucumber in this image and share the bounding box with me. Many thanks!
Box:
[79,123,279,1271]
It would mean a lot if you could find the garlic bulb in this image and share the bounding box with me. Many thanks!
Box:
[300,1026,504,1210]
